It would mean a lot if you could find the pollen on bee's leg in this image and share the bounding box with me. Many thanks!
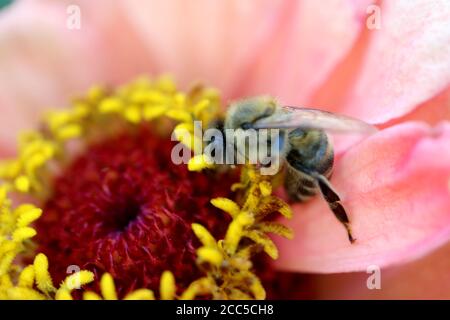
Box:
[34,126,237,297]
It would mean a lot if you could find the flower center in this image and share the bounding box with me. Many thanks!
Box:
[35,125,236,296]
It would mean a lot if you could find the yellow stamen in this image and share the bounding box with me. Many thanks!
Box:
[100,273,117,300]
[196,247,223,267]
[18,265,35,288]
[0,252,15,277]
[12,227,36,242]
[160,271,176,300]
[55,289,73,300]
[257,222,294,240]
[55,124,83,141]
[99,97,123,114]
[259,181,272,197]
[61,271,95,291]
[243,230,278,259]
[7,287,46,300]
[224,212,254,255]
[124,105,142,124]
[143,104,167,120]
[188,154,215,171]
[191,223,217,248]
[33,253,56,294]
[83,291,102,300]
[15,205,42,227]
[180,278,214,300]
[210,198,241,218]
[124,289,155,300]
[14,175,30,193]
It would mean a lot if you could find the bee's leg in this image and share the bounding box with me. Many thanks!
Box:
[314,173,355,244]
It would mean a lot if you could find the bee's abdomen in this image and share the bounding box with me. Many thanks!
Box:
[284,164,318,202]
[285,129,334,202]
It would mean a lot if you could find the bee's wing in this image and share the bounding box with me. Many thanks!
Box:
[252,106,377,134]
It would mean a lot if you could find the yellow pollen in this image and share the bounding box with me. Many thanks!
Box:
[160,271,176,300]
[100,273,117,300]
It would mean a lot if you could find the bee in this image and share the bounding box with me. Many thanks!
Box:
[220,96,377,243]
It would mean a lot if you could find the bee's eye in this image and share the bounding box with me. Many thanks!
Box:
[241,122,253,130]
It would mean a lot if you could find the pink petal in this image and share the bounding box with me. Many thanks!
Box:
[342,0,450,124]
[122,0,371,102]
[0,1,95,151]
[275,121,450,273]
[305,242,450,299]
[381,87,450,128]
[242,0,373,105]
[121,0,292,98]
[0,0,151,153]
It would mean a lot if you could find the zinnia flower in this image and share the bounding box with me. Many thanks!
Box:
[0,0,449,299]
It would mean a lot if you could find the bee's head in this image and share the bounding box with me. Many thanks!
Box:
[224,96,277,130]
